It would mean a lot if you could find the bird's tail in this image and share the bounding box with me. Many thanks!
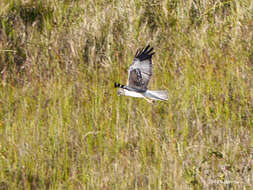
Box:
[114,82,125,88]
[146,90,168,101]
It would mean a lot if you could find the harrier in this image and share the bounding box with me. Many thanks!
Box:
[115,45,168,102]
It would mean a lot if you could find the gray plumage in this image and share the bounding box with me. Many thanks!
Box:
[115,45,168,101]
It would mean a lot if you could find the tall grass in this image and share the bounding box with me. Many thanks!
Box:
[0,0,252,189]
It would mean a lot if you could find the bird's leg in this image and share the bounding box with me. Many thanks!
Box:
[144,97,154,104]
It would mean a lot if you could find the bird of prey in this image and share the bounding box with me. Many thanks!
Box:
[115,45,168,102]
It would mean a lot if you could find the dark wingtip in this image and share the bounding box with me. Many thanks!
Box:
[142,45,150,54]
[135,48,140,57]
[135,45,155,61]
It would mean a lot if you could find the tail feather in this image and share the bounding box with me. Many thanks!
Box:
[114,82,125,88]
[146,90,168,101]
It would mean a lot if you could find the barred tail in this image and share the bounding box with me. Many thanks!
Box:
[114,82,125,88]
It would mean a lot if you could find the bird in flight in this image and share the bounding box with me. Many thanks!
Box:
[115,45,168,102]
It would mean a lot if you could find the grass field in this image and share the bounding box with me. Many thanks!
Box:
[0,0,252,189]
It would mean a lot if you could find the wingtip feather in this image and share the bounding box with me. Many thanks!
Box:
[135,45,155,61]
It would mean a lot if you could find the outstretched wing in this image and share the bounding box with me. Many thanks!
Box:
[127,45,155,91]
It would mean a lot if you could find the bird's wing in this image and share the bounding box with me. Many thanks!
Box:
[127,45,155,91]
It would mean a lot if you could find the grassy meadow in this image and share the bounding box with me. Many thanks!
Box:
[0,0,253,189]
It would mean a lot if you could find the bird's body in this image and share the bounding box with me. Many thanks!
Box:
[115,45,168,101]
[117,88,168,101]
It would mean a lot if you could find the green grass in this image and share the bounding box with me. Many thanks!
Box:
[0,0,252,189]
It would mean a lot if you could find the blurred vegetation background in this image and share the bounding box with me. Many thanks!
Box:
[0,0,252,189]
